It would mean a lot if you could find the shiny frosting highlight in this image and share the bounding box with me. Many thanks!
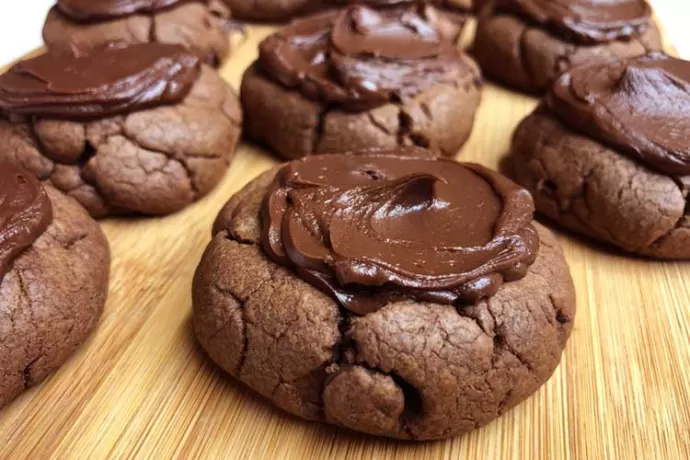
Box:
[258,5,468,111]
[56,0,188,21]
[493,0,651,43]
[261,151,539,315]
[0,160,53,280]
[0,43,200,120]
[547,53,690,176]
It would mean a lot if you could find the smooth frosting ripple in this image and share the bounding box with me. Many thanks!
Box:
[0,160,53,280]
[493,0,651,43]
[0,43,200,120]
[547,52,690,175]
[258,5,469,111]
[261,150,539,314]
[56,0,188,21]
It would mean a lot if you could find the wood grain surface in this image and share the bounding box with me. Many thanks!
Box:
[0,12,689,460]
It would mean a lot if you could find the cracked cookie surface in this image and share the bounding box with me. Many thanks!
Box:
[241,60,481,160]
[42,1,232,67]
[472,7,662,94]
[0,186,110,408]
[193,169,576,440]
[241,5,482,160]
[511,109,690,259]
[0,66,242,217]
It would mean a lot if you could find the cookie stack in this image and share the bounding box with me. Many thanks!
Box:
[0,0,686,445]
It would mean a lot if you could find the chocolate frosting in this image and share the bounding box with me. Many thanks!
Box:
[547,53,690,176]
[258,5,468,111]
[261,151,539,315]
[0,160,53,280]
[56,0,189,21]
[0,43,200,120]
[493,0,651,44]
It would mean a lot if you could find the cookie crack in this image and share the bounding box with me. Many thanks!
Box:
[337,356,421,438]
[332,306,353,365]
[223,228,258,246]
[15,269,32,310]
[497,387,514,415]
[646,176,690,250]
[485,299,535,374]
[366,111,395,137]
[454,306,493,337]
[125,132,201,198]
[397,109,431,150]
[518,24,538,90]
[312,106,329,155]
[148,9,158,43]
[495,335,534,374]
[26,121,56,180]
[22,355,43,389]
[63,233,89,251]
[553,43,577,84]
[236,267,282,376]
[28,119,110,211]
[389,371,422,438]
[549,294,572,347]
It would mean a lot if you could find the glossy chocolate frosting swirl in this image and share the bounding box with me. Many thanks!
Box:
[0,160,53,280]
[547,53,690,176]
[0,43,200,120]
[261,150,539,315]
[258,5,468,111]
[493,0,651,44]
[56,0,189,21]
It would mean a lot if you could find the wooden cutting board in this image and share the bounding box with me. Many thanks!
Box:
[0,10,688,460]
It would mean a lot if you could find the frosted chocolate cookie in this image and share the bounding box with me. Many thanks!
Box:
[224,0,472,28]
[0,160,110,408]
[42,0,232,66]
[472,0,662,93]
[241,5,482,160]
[0,43,242,217]
[193,148,576,439]
[511,53,690,258]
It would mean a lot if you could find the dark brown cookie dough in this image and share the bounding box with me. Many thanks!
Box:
[42,0,232,66]
[0,61,242,218]
[472,1,662,94]
[242,63,480,160]
[511,52,690,259]
[0,186,110,408]
[511,108,690,259]
[193,166,576,440]
[240,6,481,159]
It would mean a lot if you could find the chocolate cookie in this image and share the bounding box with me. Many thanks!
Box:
[472,0,663,94]
[0,160,110,408]
[511,53,690,258]
[241,6,482,160]
[42,0,232,67]
[224,0,472,24]
[193,150,576,440]
[0,44,242,218]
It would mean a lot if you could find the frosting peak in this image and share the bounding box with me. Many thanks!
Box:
[56,0,187,21]
[547,53,690,176]
[258,5,469,111]
[261,151,539,315]
[494,0,651,43]
[0,43,200,120]
[0,160,53,280]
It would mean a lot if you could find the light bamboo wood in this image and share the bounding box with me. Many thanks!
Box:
[0,8,688,460]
